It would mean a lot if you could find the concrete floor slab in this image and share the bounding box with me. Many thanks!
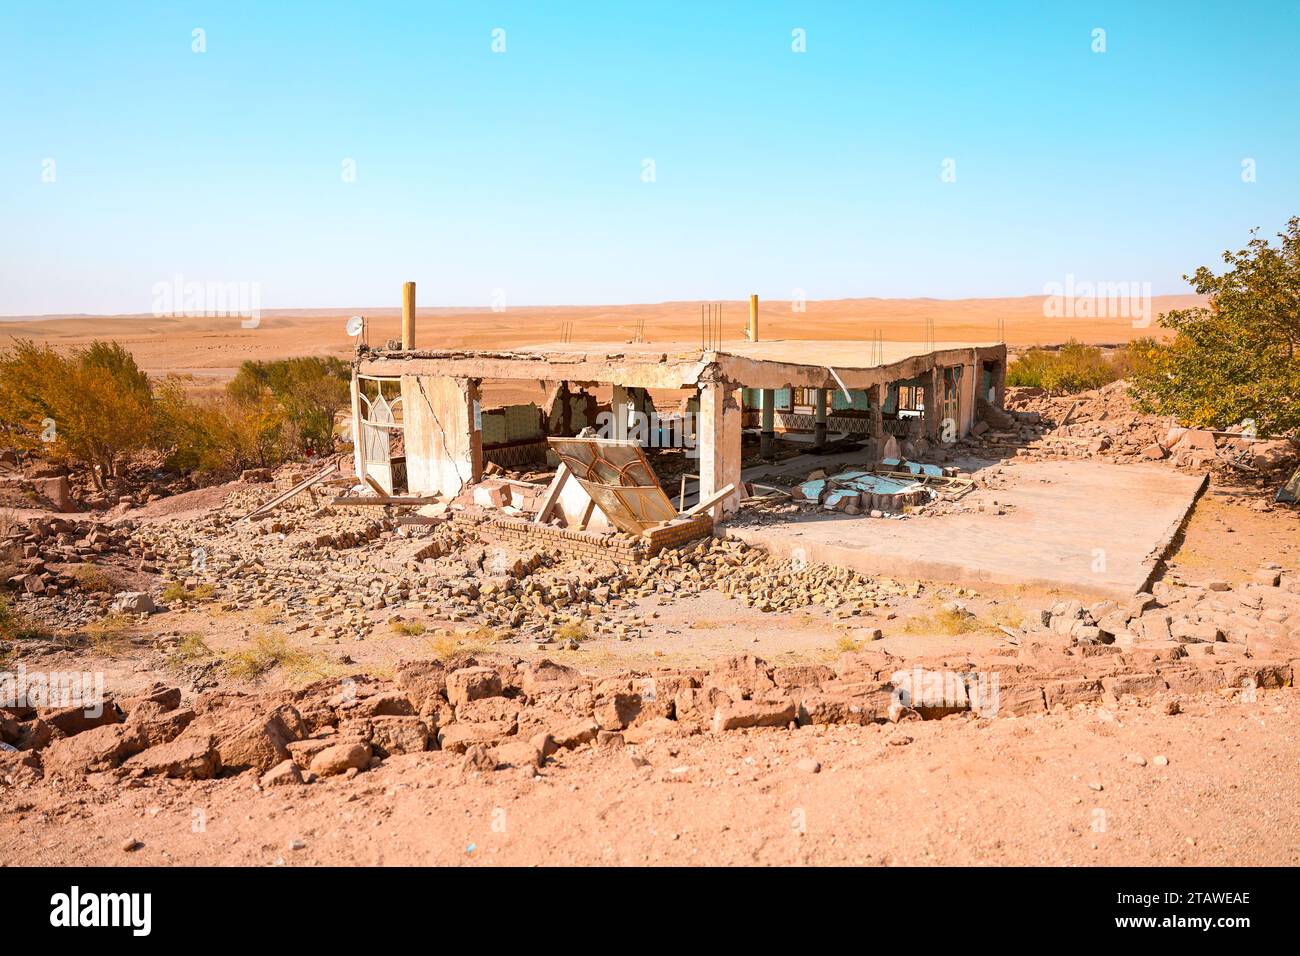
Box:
[728,459,1207,598]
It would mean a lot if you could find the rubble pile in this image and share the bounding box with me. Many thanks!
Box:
[65,484,904,645]
[977,381,1298,481]
[0,453,200,515]
[5,632,1293,789]
[1024,564,1300,661]
[2,516,150,599]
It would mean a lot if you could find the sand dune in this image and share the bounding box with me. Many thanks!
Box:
[0,294,1201,382]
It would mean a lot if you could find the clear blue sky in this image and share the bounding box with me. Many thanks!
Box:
[2,1,1297,315]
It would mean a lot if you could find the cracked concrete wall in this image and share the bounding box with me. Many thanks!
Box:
[401,375,483,498]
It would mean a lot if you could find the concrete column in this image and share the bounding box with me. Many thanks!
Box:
[400,374,483,497]
[760,388,776,459]
[959,362,977,437]
[611,385,631,440]
[869,384,883,458]
[612,386,650,443]
[350,368,365,483]
[926,366,942,441]
[812,388,828,449]
[698,382,743,517]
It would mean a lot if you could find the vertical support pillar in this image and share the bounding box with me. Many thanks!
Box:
[869,383,883,458]
[926,366,942,441]
[698,381,743,518]
[350,368,365,483]
[960,362,977,437]
[611,385,630,440]
[813,388,828,449]
[760,388,776,459]
[611,386,649,442]
[748,294,759,341]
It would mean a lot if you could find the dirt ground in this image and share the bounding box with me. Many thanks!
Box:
[2,473,1296,866]
[5,683,1296,867]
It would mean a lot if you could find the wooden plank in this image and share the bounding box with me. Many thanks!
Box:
[240,457,341,522]
[533,462,571,524]
[576,497,597,531]
[332,495,444,506]
[684,482,736,518]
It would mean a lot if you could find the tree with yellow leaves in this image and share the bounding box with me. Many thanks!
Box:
[1131,218,1300,437]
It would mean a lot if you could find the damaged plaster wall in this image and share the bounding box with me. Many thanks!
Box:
[400,375,483,497]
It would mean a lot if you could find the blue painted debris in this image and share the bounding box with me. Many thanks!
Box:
[796,469,926,504]
[880,457,944,477]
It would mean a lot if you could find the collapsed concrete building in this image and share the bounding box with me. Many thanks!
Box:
[347,286,1007,529]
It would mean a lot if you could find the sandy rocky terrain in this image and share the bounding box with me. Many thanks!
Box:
[2,293,1201,395]
[2,345,1298,865]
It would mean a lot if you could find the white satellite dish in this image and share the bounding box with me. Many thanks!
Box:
[346,315,365,338]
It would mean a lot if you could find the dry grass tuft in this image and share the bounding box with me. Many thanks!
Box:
[224,632,313,681]
[553,620,590,643]
[836,634,865,652]
[903,607,985,636]
[83,613,137,652]
[161,581,216,605]
[424,625,502,659]
[167,633,216,667]
[71,564,132,595]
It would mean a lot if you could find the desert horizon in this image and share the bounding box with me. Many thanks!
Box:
[0,293,1200,383]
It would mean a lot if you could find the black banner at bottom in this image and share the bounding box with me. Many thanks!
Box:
[4,865,1278,942]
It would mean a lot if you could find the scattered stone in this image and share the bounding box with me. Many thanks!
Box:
[309,742,372,777]
[261,759,304,787]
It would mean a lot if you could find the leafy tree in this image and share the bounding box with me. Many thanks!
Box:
[227,356,349,454]
[1130,218,1300,436]
[152,378,286,474]
[0,340,154,488]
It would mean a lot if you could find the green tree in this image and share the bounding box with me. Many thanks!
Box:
[227,356,349,454]
[1130,218,1300,436]
[0,340,154,488]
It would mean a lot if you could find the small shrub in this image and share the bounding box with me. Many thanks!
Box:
[225,633,312,681]
[0,593,46,641]
[71,564,131,595]
[161,581,215,604]
[903,607,983,636]
[391,619,427,636]
[227,357,350,456]
[553,620,590,643]
[836,635,864,653]
[1007,340,1124,395]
